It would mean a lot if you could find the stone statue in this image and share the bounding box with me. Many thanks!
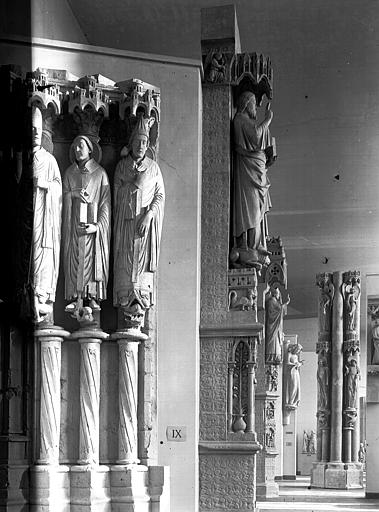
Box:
[62,135,111,315]
[205,52,226,83]
[302,430,309,453]
[344,358,360,409]
[230,91,274,268]
[308,430,316,454]
[284,344,303,408]
[317,355,330,410]
[317,273,334,332]
[29,107,62,323]
[372,321,379,364]
[358,442,366,463]
[113,117,165,320]
[265,286,290,364]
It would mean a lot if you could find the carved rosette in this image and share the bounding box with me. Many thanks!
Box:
[227,336,259,434]
[78,338,101,465]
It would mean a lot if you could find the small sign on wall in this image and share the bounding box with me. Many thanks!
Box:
[166,426,187,442]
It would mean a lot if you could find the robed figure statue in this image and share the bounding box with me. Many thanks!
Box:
[113,117,164,328]
[265,286,290,364]
[29,107,62,323]
[62,135,111,315]
[230,91,275,268]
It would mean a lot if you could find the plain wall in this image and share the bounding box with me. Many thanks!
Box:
[0,38,201,512]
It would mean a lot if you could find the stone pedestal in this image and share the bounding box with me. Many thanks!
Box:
[282,410,297,479]
[70,465,110,512]
[30,465,70,512]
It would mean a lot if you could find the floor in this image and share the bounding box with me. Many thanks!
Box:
[256,476,379,511]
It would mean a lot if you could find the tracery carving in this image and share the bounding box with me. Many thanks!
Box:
[228,337,259,434]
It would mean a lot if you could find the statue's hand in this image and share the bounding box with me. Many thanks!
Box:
[137,211,153,237]
[78,223,98,236]
[34,177,49,190]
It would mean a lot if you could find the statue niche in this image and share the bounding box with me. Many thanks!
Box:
[113,116,165,332]
[230,85,277,270]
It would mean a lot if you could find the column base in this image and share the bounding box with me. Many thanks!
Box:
[0,464,29,511]
[70,465,110,512]
[199,442,261,511]
[310,461,326,487]
[110,464,170,512]
[30,464,70,512]
[256,480,279,498]
[311,461,363,489]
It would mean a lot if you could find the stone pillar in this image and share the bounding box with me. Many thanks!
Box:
[312,271,363,489]
[199,5,284,509]
[256,237,288,495]
[30,326,70,512]
[70,329,111,512]
[282,410,297,479]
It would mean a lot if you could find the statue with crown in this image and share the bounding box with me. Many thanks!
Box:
[62,106,111,325]
[113,116,165,333]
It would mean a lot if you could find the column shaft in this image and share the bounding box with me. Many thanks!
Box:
[330,271,343,462]
[38,336,63,464]
[118,339,140,464]
[78,338,101,465]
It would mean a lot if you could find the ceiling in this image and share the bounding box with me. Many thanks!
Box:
[8,0,379,318]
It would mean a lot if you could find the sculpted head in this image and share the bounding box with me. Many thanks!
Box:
[237,91,257,119]
[129,117,150,162]
[73,135,93,164]
[131,134,149,161]
[32,107,43,149]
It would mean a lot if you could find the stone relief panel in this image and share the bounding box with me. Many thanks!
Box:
[200,338,228,441]
[201,86,233,327]
[199,454,256,510]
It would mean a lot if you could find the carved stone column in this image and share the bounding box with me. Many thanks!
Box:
[312,270,363,489]
[70,329,110,511]
[30,327,70,512]
[341,271,362,479]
